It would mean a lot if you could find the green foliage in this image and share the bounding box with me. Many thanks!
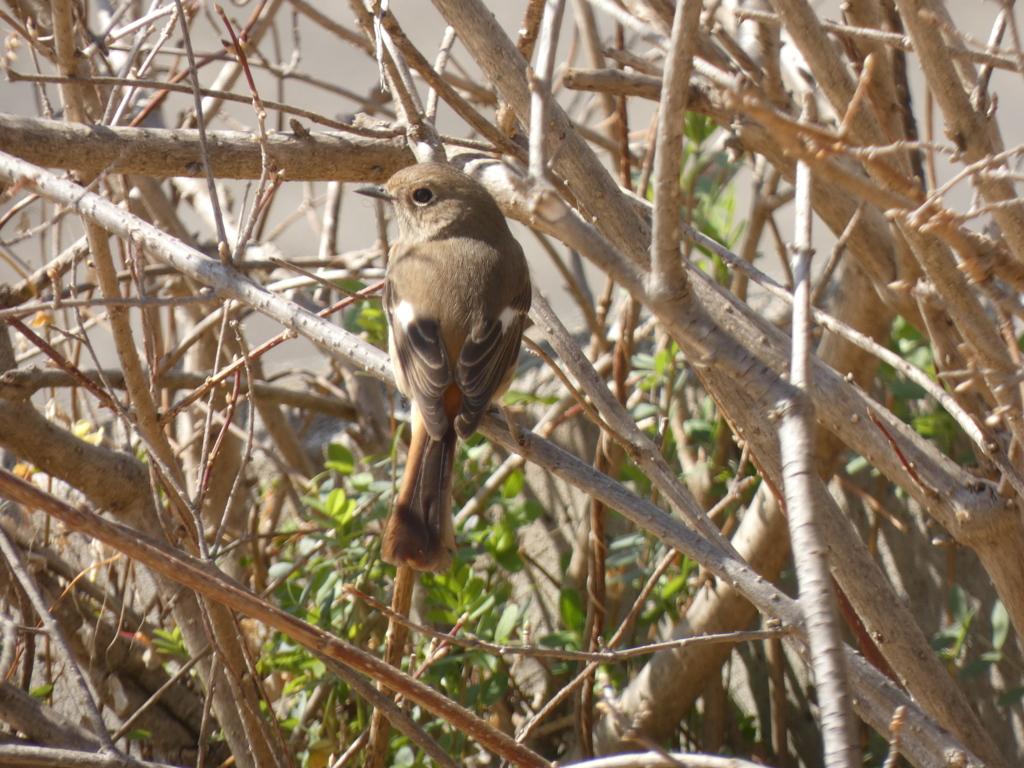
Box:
[963,600,1023,707]
[639,111,743,277]
[339,280,388,350]
[931,590,1023,707]
[503,389,560,406]
[932,584,975,663]
[844,455,872,477]
[877,316,974,461]
[256,444,389,762]
[29,683,53,700]
[151,627,189,662]
[324,442,355,476]
[632,343,686,396]
[558,588,585,636]
[253,433,583,765]
[682,113,744,279]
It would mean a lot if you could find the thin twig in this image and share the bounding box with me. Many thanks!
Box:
[346,585,789,661]
[172,0,230,263]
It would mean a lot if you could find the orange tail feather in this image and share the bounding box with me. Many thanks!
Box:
[382,422,457,572]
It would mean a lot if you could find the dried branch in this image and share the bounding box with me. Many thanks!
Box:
[649,0,701,296]
[0,113,411,181]
[777,115,858,768]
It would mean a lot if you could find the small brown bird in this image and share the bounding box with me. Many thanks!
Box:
[358,163,531,572]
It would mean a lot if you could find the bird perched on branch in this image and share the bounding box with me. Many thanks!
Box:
[359,163,531,572]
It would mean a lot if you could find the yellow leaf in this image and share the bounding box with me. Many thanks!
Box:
[72,420,105,446]
[29,310,54,327]
[12,462,33,479]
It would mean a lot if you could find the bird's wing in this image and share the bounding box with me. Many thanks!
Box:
[384,275,453,440]
[454,281,531,440]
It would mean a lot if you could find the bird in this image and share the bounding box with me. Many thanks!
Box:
[358,163,531,572]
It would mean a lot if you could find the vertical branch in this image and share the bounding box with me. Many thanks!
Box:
[365,566,415,768]
[359,0,444,163]
[767,632,789,768]
[570,0,617,135]
[50,0,85,122]
[172,0,230,263]
[496,0,546,136]
[527,0,566,184]
[649,0,702,297]
[778,101,858,768]
[318,181,343,260]
[425,26,457,122]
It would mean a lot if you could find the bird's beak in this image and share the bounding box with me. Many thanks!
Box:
[356,184,392,202]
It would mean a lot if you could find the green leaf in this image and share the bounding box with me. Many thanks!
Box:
[497,553,525,574]
[356,305,386,334]
[337,279,367,294]
[559,588,585,635]
[960,657,994,680]
[991,600,1009,650]
[632,352,656,371]
[325,488,348,522]
[912,412,956,446]
[845,455,870,475]
[29,684,53,699]
[540,630,579,649]
[325,443,355,476]
[998,686,1024,708]
[349,471,374,490]
[684,112,716,144]
[632,402,660,421]
[123,729,152,741]
[930,630,957,655]
[889,378,927,402]
[904,345,934,371]
[502,469,524,499]
[654,348,673,376]
[504,389,558,406]
[662,574,688,600]
[267,560,296,582]
[495,603,519,643]
[948,584,970,625]
[318,586,336,628]
[480,673,509,706]
[151,627,190,660]
[682,418,713,444]
[468,592,497,621]
[522,499,543,524]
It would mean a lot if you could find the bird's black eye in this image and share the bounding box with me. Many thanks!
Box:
[412,187,433,205]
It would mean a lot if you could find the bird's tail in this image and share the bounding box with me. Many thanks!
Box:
[382,422,457,572]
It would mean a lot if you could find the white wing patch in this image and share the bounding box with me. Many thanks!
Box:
[395,300,416,330]
[498,306,519,331]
